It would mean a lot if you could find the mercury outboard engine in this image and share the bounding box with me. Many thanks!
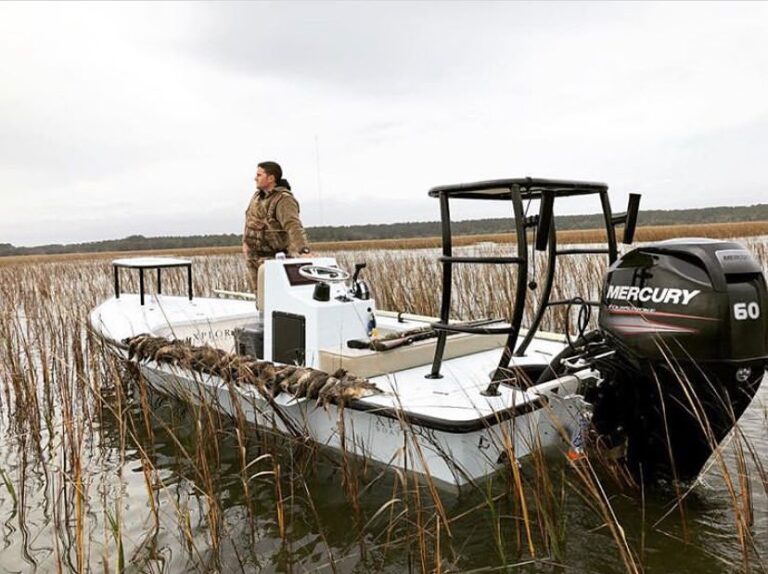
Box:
[581,239,767,480]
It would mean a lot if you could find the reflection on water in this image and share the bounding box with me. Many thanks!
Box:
[1,374,763,573]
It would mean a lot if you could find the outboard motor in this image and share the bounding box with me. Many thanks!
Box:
[587,238,767,479]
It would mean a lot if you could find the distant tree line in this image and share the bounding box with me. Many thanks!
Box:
[0,234,242,257]
[3,203,768,257]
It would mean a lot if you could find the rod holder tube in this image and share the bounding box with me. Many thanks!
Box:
[623,193,641,244]
[536,191,554,251]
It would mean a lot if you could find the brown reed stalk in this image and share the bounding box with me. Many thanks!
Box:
[274,461,287,544]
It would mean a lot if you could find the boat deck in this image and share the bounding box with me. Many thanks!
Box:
[355,339,568,430]
[88,293,257,350]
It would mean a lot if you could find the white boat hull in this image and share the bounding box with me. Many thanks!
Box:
[90,258,591,488]
[131,357,588,487]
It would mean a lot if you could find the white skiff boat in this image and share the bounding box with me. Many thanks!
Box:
[89,178,767,487]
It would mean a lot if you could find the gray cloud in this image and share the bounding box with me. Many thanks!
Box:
[186,2,639,95]
[1,2,767,246]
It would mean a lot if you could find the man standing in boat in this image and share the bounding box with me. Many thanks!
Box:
[242,161,311,293]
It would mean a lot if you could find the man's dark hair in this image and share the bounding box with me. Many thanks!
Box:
[258,161,282,182]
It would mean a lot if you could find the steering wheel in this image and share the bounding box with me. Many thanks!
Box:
[298,264,350,284]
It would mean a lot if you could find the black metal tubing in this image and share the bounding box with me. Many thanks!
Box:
[429,185,531,381]
[610,194,642,244]
[623,193,641,244]
[535,190,554,251]
[527,192,616,344]
[111,260,193,305]
[486,186,528,395]
[555,248,611,256]
[547,299,600,307]
[439,256,525,264]
[517,192,624,356]
[430,322,520,335]
[428,191,454,378]
[428,178,608,200]
[425,178,632,392]
[515,221,557,356]
[599,190,619,264]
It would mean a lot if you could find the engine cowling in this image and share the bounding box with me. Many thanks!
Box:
[599,238,767,364]
[590,238,767,480]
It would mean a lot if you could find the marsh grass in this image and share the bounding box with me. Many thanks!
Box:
[0,235,765,572]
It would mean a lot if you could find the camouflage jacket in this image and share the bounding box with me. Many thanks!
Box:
[243,186,310,257]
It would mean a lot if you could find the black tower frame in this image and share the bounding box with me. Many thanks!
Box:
[426,177,640,395]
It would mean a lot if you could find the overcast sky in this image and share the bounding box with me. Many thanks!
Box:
[1,2,767,246]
